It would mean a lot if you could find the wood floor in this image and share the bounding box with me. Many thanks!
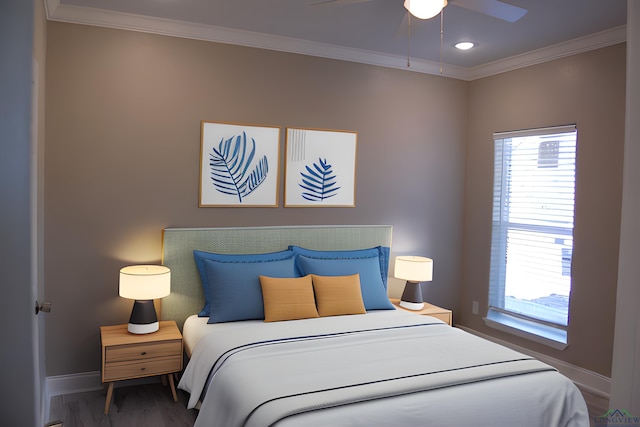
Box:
[48,381,608,427]
[48,381,197,427]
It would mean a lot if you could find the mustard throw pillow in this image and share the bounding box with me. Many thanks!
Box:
[259,275,319,322]
[311,274,367,317]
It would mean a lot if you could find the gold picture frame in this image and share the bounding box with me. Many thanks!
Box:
[199,121,280,207]
[284,128,357,207]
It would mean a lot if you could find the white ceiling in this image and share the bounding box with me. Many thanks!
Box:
[45,0,628,80]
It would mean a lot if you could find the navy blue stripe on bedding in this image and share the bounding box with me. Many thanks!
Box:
[198,321,446,403]
[249,361,554,427]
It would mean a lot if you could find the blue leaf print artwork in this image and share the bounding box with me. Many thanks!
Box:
[299,158,341,202]
[209,132,269,203]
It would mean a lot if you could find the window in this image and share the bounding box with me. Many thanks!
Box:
[485,125,577,349]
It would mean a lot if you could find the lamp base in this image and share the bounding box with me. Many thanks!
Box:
[128,299,159,334]
[128,321,159,334]
[399,300,425,311]
[400,280,424,311]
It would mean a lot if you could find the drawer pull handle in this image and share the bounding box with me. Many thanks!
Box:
[140,352,147,355]
[141,367,146,371]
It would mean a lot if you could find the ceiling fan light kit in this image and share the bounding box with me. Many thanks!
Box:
[404,0,447,20]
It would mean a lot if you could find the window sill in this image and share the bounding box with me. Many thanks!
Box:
[483,309,568,351]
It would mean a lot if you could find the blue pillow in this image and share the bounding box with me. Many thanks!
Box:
[289,246,391,289]
[296,255,394,310]
[193,249,295,317]
[203,256,299,323]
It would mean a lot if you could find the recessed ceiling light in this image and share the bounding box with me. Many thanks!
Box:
[455,42,475,51]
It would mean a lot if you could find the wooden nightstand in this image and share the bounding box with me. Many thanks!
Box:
[390,298,452,325]
[100,320,183,414]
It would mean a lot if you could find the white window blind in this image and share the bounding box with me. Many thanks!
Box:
[488,125,577,338]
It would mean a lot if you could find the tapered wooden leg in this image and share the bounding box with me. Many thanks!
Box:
[168,374,178,402]
[104,382,114,415]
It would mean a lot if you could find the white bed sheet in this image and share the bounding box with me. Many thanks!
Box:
[182,315,211,358]
[180,311,589,427]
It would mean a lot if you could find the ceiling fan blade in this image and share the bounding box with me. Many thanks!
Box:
[311,0,374,6]
[451,0,527,23]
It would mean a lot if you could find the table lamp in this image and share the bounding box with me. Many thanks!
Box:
[119,265,171,334]
[394,256,433,310]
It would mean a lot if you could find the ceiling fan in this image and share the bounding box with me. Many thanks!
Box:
[313,0,528,23]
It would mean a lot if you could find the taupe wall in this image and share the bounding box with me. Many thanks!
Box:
[45,20,625,380]
[45,23,468,376]
[460,43,626,377]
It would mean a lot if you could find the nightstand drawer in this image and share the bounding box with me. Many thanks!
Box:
[104,355,182,382]
[106,340,182,362]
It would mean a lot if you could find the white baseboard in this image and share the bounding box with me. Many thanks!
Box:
[45,371,161,420]
[456,325,611,399]
[47,371,103,397]
[44,371,102,423]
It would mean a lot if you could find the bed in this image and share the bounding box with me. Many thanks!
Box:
[161,225,589,427]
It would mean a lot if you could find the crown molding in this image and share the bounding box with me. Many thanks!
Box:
[44,0,59,18]
[44,1,626,81]
[44,1,470,79]
[468,25,627,80]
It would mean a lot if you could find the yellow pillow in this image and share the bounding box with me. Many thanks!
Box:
[259,275,319,322]
[311,274,367,317]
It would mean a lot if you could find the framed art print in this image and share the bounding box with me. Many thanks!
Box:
[285,128,357,207]
[200,121,280,207]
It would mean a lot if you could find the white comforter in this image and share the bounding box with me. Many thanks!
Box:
[179,311,589,427]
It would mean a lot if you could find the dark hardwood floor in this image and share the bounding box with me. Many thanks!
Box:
[48,381,608,427]
[48,382,197,427]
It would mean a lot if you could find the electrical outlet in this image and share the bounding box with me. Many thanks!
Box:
[472,301,479,315]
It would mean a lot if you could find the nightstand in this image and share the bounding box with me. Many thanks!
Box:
[100,320,183,414]
[390,298,452,325]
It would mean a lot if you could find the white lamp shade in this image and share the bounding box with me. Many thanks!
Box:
[394,256,433,282]
[119,265,171,300]
[403,0,447,19]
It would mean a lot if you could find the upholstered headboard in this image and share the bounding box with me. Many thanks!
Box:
[161,225,393,329]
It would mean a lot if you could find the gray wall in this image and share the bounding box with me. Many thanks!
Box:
[460,43,626,377]
[45,22,468,376]
[0,0,38,424]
